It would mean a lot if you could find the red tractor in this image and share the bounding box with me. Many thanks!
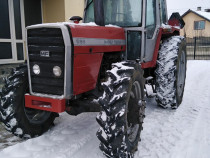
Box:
[0,0,186,157]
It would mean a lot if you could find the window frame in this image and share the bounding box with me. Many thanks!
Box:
[145,0,157,39]
[0,0,26,64]
[84,0,143,28]
[159,0,167,24]
[194,20,206,30]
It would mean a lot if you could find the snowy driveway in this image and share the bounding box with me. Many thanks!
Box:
[0,60,210,158]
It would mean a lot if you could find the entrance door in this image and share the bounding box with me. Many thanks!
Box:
[0,0,25,64]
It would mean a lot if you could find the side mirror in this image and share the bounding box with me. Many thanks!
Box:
[70,16,83,24]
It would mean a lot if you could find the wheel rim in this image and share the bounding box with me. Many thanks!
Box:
[127,81,142,143]
[177,50,186,97]
[23,87,51,124]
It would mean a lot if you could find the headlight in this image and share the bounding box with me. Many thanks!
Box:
[53,66,62,77]
[33,64,40,75]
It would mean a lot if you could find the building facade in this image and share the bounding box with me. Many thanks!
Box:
[0,0,85,65]
[181,9,210,38]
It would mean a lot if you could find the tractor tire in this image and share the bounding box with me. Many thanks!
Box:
[96,61,146,158]
[0,64,57,138]
[155,36,187,109]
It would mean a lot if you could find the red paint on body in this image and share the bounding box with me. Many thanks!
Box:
[70,24,126,95]
[168,19,180,28]
[69,25,125,39]
[70,24,180,93]
[74,45,126,54]
[25,94,66,113]
[73,53,103,95]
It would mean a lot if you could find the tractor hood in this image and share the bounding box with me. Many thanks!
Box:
[26,22,126,99]
[26,22,126,54]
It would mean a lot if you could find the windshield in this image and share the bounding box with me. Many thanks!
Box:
[85,0,142,27]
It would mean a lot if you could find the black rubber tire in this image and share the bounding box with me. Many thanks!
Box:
[155,36,187,109]
[96,61,145,158]
[0,64,57,138]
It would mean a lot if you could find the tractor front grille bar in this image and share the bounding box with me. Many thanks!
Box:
[27,28,65,96]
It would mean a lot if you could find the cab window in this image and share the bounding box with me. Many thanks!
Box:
[85,0,143,27]
[146,0,156,39]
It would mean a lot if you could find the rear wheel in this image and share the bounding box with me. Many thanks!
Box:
[0,65,57,138]
[97,61,145,157]
[155,36,187,108]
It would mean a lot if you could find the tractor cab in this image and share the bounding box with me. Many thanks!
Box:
[84,0,169,64]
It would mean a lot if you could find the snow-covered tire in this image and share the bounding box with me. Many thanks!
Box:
[0,64,57,138]
[97,61,145,158]
[155,36,187,108]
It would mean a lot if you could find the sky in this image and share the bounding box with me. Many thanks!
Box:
[167,0,210,16]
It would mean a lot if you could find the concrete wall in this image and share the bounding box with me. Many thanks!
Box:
[64,0,85,22]
[181,12,210,38]
[42,0,65,23]
[42,0,85,23]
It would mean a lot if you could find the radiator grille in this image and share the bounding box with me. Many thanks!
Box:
[27,28,65,96]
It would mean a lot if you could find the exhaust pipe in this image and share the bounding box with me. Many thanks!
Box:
[94,0,105,26]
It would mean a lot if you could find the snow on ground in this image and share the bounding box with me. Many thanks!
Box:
[0,60,210,158]
[137,61,210,158]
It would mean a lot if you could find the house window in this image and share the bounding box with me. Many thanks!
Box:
[0,0,25,64]
[194,21,205,30]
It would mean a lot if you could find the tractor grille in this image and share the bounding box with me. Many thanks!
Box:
[27,28,65,96]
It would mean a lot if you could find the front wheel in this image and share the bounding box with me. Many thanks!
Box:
[0,65,57,138]
[96,61,145,157]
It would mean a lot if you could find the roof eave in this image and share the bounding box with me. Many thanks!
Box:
[182,9,210,22]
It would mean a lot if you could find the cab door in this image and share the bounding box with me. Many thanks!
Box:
[144,0,168,63]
